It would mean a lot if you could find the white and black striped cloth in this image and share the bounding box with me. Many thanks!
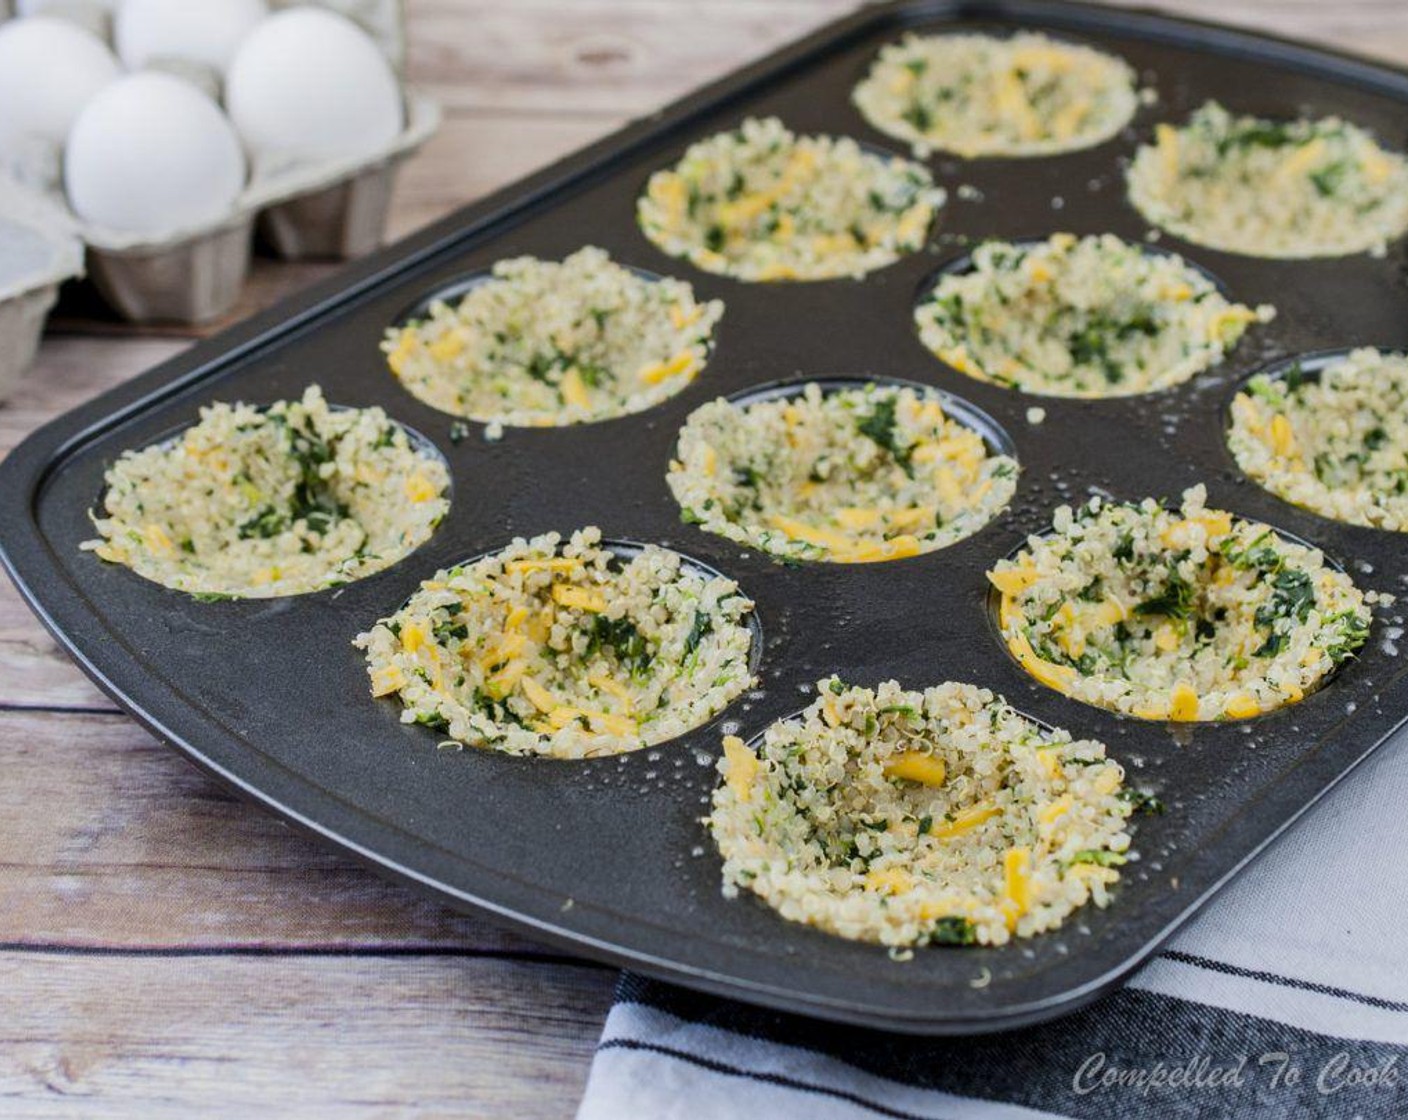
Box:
[577,730,1408,1118]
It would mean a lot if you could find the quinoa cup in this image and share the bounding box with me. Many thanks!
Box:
[1127,101,1408,258]
[355,528,757,759]
[383,247,723,433]
[913,233,1274,398]
[709,678,1135,948]
[1229,349,1408,532]
[988,486,1372,722]
[82,386,449,599]
[668,381,1018,563]
[852,31,1142,159]
[637,116,945,282]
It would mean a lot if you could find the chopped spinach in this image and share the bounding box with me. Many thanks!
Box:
[1220,120,1297,154]
[901,102,933,133]
[433,619,469,644]
[928,916,978,946]
[856,395,914,474]
[1254,569,1316,628]
[1070,849,1127,868]
[1309,159,1351,198]
[1068,312,1160,385]
[732,464,763,490]
[589,615,650,673]
[238,506,288,541]
[1117,788,1166,815]
[472,688,526,729]
[1134,572,1194,620]
[413,710,450,732]
[1254,631,1288,658]
[683,610,713,655]
[1323,611,1370,663]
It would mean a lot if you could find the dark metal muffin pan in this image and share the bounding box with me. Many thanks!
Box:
[3,0,1408,1034]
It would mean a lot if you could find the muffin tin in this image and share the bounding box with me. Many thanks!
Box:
[3,0,1408,1034]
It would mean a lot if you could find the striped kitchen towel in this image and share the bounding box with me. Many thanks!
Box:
[577,729,1408,1119]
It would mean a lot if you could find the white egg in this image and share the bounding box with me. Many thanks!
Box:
[64,72,247,235]
[0,17,120,153]
[16,0,115,14]
[226,7,403,169]
[114,0,267,75]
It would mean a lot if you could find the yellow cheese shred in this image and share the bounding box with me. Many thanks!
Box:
[864,868,915,896]
[882,752,947,787]
[551,583,607,613]
[929,803,1000,839]
[1169,682,1200,721]
[722,735,759,801]
[1003,847,1032,929]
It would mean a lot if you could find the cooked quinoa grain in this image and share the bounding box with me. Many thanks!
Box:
[1127,101,1408,258]
[853,32,1141,159]
[914,233,1273,397]
[383,247,723,427]
[1230,349,1408,531]
[637,117,945,282]
[83,386,448,599]
[355,528,755,758]
[709,679,1134,948]
[668,383,1017,563]
[988,485,1371,721]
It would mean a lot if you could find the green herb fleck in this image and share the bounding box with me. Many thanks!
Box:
[928,916,978,946]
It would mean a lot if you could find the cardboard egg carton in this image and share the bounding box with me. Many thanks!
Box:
[0,177,83,399]
[0,0,439,325]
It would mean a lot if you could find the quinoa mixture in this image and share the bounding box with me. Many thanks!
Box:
[83,386,449,599]
[988,485,1372,721]
[913,233,1274,397]
[1127,101,1408,258]
[637,116,945,282]
[852,31,1142,159]
[383,247,723,430]
[1229,349,1408,531]
[355,528,756,758]
[709,678,1135,948]
[668,382,1018,563]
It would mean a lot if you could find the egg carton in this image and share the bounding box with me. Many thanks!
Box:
[0,176,83,400]
[78,92,439,324]
[0,0,438,325]
[6,0,405,68]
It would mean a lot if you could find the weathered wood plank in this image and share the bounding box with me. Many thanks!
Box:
[388,112,622,240]
[404,0,854,115]
[0,711,553,953]
[0,338,184,460]
[1,338,185,710]
[0,952,615,1119]
[402,0,1408,116]
[1103,0,1408,63]
[0,607,109,712]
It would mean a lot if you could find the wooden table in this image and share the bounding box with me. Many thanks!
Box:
[3,2,1404,1115]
